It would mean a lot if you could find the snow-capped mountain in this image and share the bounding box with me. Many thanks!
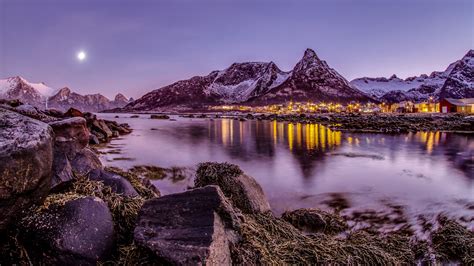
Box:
[439,50,474,99]
[0,76,131,112]
[124,48,373,111]
[205,62,290,103]
[125,61,293,111]
[350,50,473,103]
[0,76,57,108]
[248,49,372,105]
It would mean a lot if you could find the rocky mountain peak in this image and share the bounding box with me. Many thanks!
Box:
[465,49,474,58]
[114,93,129,103]
[303,48,320,61]
[439,49,474,99]
[461,49,474,65]
[57,87,71,95]
[292,48,330,75]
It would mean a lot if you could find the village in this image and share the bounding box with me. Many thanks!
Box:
[210,98,474,114]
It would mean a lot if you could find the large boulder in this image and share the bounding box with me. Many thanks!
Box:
[88,169,139,197]
[49,117,89,158]
[134,185,242,265]
[49,117,92,188]
[20,196,115,265]
[106,120,131,135]
[70,147,103,176]
[0,108,53,230]
[51,154,75,189]
[64,107,83,118]
[91,119,113,139]
[195,162,271,214]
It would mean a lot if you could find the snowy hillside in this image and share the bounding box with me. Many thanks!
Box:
[350,50,472,103]
[0,76,56,98]
[205,62,291,102]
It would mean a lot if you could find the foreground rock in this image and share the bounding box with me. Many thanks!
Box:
[20,196,115,265]
[49,117,97,188]
[88,169,139,197]
[0,108,53,230]
[49,117,89,156]
[134,185,242,265]
[81,111,131,143]
[195,162,271,214]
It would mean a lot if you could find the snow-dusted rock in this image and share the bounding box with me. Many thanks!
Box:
[0,108,54,230]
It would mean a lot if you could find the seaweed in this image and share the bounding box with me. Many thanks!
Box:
[105,166,160,199]
[281,208,348,235]
[432,216,474,264]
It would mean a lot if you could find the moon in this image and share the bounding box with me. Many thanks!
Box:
[77,51,86,61]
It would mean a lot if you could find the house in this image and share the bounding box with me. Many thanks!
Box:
[390,101,415,113]
[439,98,474,113]
[415,102,440,113]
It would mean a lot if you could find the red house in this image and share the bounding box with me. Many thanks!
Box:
[439,98,474,113]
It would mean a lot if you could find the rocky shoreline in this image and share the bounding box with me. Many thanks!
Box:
[231,112,473,133]
[1,103,473,264]
[123,111,474,133]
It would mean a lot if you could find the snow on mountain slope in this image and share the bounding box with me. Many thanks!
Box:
[439,49,474,99]
[0,76,56,98]
[205,62,290,102]
[124,48,374,111]
[350,51,471,103]
[350,73,448,99]
[250,49,373,104]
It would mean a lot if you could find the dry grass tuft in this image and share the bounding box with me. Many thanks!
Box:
[232,213,418,265]
[432,217,474,264]
[282,208,348,235]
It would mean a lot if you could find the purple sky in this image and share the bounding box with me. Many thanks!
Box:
[0,0,472,99]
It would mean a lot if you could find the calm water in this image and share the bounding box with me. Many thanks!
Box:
[97,113,474,232]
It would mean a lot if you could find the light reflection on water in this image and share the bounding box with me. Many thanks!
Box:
[97,114,473,231]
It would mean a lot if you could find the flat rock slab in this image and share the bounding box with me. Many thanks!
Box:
[0,108,53,230]
[21,196,115,265]
[134,185,241,265]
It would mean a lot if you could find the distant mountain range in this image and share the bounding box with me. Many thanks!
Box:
[350,50,473,103]
[123,49,372,112]
[2,49,472,112]
[122,48,473,112]
[0,76,131,112]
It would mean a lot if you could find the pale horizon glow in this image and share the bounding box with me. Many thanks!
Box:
[0,0,472,99]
